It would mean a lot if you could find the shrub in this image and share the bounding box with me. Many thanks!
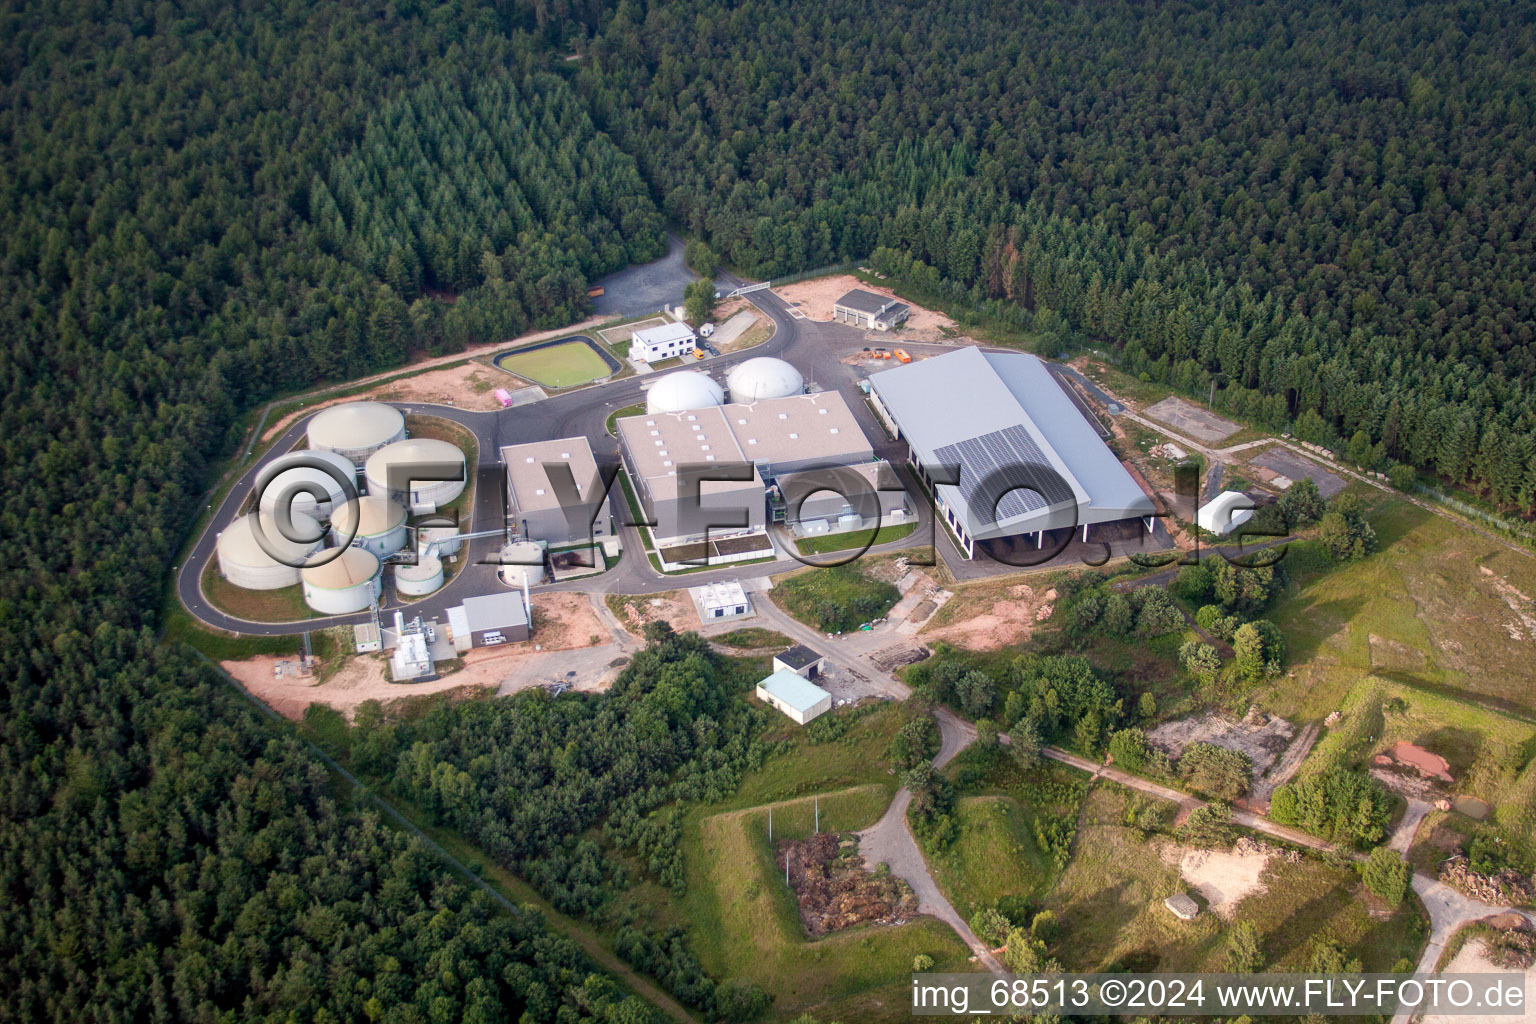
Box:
[1178,742,1252,801]
[1360,846,1411,907]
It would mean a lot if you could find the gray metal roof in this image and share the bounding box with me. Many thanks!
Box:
[460,592,528,632]
[870,347,1154,538]
[835,288,901,314]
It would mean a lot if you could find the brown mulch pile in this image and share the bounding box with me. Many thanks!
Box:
[1440,856,1536,906]
[777,831,918,937]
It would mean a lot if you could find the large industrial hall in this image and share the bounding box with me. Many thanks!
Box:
[867,346,1157,559]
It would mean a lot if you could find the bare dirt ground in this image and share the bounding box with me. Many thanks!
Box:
[771,274,956,339]
[227,592,614,720]
[1250,722,1319,807]
[921,581,1057,651]
[607,590,705,635]
[263,362,526,442]
[1482,564,1536,643]
[1422,934,1536,1024]
[780,831,918,937]
[1142,396,1241,443]
[1159,840,1273,920]
[1148,710,1296,780]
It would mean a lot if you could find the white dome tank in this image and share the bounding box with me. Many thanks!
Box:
[306,402,406,466]
[216,511,324,590]
[726,357,804,402]
[416,523,463,559]
[256,449,357,519]
[329,495,408,558]
[365,438,466,511]
[300,547,381,615]
[393,556,444,597]
[645,370,725,414]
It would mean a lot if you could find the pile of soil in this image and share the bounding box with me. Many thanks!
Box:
[1440,856,1536,906]
[777,832,917,937]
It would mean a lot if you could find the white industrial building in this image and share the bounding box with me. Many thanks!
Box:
[630,321,697,363]
[300,546,382,614]
[1197,491,1255,536]
[772,644,824,680]
[645,370,725,415]
[329,495,408,558]
[365,438,467,513]
[256,449,357,519]
[447,590,531,651]
[215,511,324,590]
[690,581,752,621]
[755,668,833,725]
[306,402,406,466]
[388,613,434,681]
[726,357,804,401]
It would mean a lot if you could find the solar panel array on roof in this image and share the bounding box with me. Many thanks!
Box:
[935,423,1075,524]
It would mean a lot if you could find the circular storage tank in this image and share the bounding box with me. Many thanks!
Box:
[365,438,466,511]
[329,495,408,558]
[216,511,324,590]
[256,449,357,519]
[416,524,463,559]
[306,402,406,466]
[300,546,381,615]
[394,556,444,597]
[498,541,546,588]
[726,357,804,402]
[645,370,725,414]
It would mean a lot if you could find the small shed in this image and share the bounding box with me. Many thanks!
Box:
[773,644,824,679]
[447,592,530,651]
[1164,893,1200,920]
[353,621,382,654]
[756,668,833,725]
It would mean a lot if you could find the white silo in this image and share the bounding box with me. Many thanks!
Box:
[300,546,382,615]
[329,495,408,558]
[394,556,445,597]
[256,449,357,519]
[645,370,725,414]
[365,438,466,512]
[216,511,325,590]
[416,524,463,559]
[306,402,406,466]
[726,357,804,401]
[497,541,547,588]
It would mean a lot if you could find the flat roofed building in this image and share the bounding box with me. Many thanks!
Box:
[630,321,697,363]
[691,580,751,621]
[502,437,610,547]
[1164,894,1200,920]
[755,668,833,725]
[448,592,530,650]
[868,346,1156,557]
[616,390,887,546]
[772,644,824,679]
[833,288,910,331]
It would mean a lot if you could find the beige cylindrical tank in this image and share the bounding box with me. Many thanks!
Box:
[306,402,406,466]
[497,541,546,588]
[393,556,445,597]
[215,511,324,590]
[300,547,382,615]
[256,449,357,519]
[328,495,408,558]
[415,520,463,558]
[365,438,467,511]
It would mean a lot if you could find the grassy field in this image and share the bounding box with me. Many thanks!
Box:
[1298,676,1536,793]
[925,796,1053,917]
[794,522,918,555]
[1262,498,1536,717]
[770,563,901,633]
[201,560,313,623]
[713,627,793,649]
[495,339,614,387]
[1045,786,1425,974]
[606,402,644,435]
[683,788,972,1013]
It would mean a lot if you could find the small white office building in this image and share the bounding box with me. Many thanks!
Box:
[630,321,697,363]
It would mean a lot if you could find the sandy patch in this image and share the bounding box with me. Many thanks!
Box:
[609,590,703,635]
[1148,709,1295,779]
[525,592,610,649]
[1160,841,1272,920]
[1422,936,1536,1024]
[920,582,1055,651]
[771,274,955,336]
[262,362,525,442]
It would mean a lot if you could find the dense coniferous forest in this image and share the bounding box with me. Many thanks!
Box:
[574,0,1536,509]
[0,0,662,1018]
